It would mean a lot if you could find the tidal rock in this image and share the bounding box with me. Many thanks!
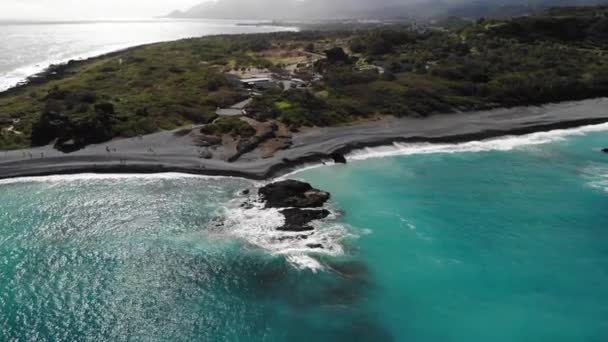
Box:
[602,148,608,153]
[276,224,315,232]
[278,208,330,232]
[259,180,330,208]
[240,201,254,209]
[255,180,333,232]
[306,243,324,249]
[331,152,347,164]
[277,234,309,242]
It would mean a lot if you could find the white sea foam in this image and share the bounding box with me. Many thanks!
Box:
[583,165,608,193]
[0,172,228,185]
[347,122,608,161]
[276,160,336,181]
[219,200,352,272]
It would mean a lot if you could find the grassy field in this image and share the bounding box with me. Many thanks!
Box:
[1,6,608,151]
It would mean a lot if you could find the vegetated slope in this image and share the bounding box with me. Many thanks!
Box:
[1,7,607,151]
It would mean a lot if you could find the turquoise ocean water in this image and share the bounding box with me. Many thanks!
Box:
[1,124,607,341]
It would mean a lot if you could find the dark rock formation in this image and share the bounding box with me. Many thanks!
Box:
[256,180,332,232]
[259,180,330,208]
[331,152,347,164]
[602,148,608,153]
[278,208,330,232]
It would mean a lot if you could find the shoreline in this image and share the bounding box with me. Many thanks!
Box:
[1,98,607,182]
[0,45,153,96]
[0,22,298,95]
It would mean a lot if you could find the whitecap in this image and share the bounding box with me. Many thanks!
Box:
[0,172,231,185]
[347,122,608,161]
[276,160,336,181]
[583,165,608,193]
[218,200,352,272]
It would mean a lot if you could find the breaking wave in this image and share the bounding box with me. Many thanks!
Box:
[0,172,233,185]
[217,198,353,272]
[347,122,608,161]
[583,164,608,193]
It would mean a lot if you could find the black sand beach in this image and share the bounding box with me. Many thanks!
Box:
[1,97,607,181]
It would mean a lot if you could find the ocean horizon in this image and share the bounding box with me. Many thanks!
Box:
[1,124,607,340]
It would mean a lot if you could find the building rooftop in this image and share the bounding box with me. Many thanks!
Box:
[241,77,272,83]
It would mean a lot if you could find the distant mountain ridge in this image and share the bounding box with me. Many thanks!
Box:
[169,0,608,20]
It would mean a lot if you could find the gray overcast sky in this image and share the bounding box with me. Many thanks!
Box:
[0,0,207,19]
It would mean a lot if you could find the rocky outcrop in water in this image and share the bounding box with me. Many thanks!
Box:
[331,152,347,164]
[257,180,332,233]
[278,208,331,232]
[602,148,608,153]
[259,180,330,209]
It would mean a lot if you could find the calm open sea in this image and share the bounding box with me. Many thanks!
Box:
[0,19,295,92]
[1,124,607,341]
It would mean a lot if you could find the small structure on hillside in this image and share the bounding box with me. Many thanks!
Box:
[290,78,307,88]
[241,77,274,90]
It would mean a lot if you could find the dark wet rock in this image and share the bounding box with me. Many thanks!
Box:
[240,201,254,209]
[276,223,315,232]
[278,208,330,232]
[331,152,347,164]
[277,234,309,242]
[242,189,251,195]
[306,243,324,249]
[259,180,330,209]
[602,148,608,153]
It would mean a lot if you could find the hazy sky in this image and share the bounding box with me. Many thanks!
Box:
[0,0,206,20]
